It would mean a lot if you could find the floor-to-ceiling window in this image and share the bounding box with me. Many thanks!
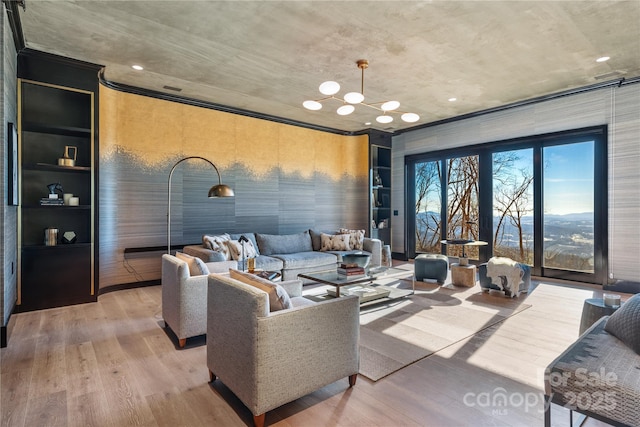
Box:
[406,126,607,285]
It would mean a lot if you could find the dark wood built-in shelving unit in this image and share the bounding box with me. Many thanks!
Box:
[369,131,392,246]
[17,51,101,312]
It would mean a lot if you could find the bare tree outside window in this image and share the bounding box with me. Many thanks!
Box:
[492,150,534,264]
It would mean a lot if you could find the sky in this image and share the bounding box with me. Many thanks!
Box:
[543,141,594,215]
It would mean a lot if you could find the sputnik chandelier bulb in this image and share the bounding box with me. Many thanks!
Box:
[303,59,420,125]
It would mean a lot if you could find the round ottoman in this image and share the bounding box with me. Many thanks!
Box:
[414,254,449,284]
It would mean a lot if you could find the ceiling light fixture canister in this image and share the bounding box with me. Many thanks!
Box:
[303,59,420,125]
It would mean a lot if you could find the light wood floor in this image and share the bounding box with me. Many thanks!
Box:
[1,272,620,427]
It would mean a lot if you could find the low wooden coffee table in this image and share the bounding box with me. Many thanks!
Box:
[299,267,414,306]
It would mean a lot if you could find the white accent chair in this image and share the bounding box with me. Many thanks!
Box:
[207,273,360,427]
[161,254,236,347]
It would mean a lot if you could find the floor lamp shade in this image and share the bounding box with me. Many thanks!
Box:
[167,156,234,254]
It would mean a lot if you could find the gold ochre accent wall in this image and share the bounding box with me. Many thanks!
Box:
[99,85,369,289]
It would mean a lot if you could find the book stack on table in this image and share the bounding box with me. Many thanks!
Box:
[337,263,366,278]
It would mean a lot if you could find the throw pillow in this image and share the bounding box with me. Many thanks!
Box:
[605,294,640,354]
[175,252,210,276]
[229,269,292,312]
[226,239,258,261]
[339,228,365,250]
[202,233,232,260]
[320,233,351,251]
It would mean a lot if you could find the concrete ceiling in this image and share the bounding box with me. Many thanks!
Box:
[16,1,640,133]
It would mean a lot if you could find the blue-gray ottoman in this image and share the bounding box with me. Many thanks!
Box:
[414,254,449,284]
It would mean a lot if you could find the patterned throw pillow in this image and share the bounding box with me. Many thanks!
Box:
[175,252,210,276]
[320,233,351,251]
[605,293,640,354]
[202,233,232,260]
[339,228,365,250]
[226,239,258,261]
[229,269,292,312]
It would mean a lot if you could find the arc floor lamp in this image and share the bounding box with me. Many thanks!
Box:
[167,156,234,254]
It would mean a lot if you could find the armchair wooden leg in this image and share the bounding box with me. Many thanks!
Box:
[178,338,187,348]
[349,374,357,387]
[253,413,265,427]
[209,370,217,383]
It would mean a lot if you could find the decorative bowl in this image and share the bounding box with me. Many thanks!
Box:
[341,253,371,269]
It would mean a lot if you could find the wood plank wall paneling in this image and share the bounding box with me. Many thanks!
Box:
[98,86,369,290]
[392,84,640,282]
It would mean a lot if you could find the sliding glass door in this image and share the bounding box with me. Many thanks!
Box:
[406,126,607,285]
[542,141,595,273]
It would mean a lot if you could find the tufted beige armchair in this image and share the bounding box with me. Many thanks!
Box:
[207,273,360,427]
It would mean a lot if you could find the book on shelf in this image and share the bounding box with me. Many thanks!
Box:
[40,198,64,205]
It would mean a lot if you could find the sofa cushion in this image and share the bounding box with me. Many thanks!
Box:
[339,228,365,250]
[254,255,285,272]
[605,293,640,354]
[256,231,313,255]
[175,252,210,276]
[270,251,338,270]
[309,229,331,251]
[226,239,258,261]
[229,269,292,312]
[320,233,350,251]
[202,233,232,260]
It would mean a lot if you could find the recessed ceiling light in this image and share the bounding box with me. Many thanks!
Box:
[596,56,610,63]
[131,65,144,71]
[365,122,372,126]
[448,97,457,102]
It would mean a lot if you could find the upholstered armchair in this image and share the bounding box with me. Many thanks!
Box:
[161,253,234,347]
[207,272,360,427]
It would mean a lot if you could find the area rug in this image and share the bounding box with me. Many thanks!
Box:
[358,284,531,381]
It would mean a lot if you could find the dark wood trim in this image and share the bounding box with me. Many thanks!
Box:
[123,244,199,255]
[98,69,358,136]
[3,0,26,51]
[0,312,14,348]
[98,280,160,296]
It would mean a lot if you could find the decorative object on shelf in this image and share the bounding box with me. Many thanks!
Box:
[62,231,77,244]
[47,182,64,196]
[303,59,420,124]
[68,197,80,206]
[374,172,383,186]
[167,156,235,254]
[371,220,377,229]
[44,228,58,246]
[58,145,77,167]
[63,193,73,205]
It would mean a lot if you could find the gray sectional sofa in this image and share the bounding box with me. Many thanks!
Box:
[184,229,382,281]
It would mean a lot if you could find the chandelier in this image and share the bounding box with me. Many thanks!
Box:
[303,59,420,124]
